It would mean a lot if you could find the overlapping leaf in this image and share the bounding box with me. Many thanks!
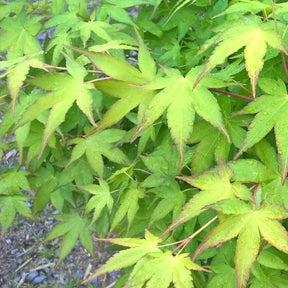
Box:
[15,55,96,157]
[45,211,94,267]
[0,194,33,236]
[82,230,208,287]
[192,199,288,288]
[161,163,252,236]
[0,54,45,115]
[66,29,156,133]
[82,230,162,284]
[132,66,230,168]
[78,180,114,225]
[0,10,42,59]
[234,78,288,184]
[149,180,185,225]
[194,22,288,97]
[189,105,252,174]
[110,181,144,232]
[66,129,129,178]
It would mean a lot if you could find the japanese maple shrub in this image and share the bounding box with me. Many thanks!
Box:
[1,0,288,287]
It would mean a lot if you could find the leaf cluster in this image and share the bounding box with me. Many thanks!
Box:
[1,0,288,287]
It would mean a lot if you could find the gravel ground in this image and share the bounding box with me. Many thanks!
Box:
[0,204,122,288]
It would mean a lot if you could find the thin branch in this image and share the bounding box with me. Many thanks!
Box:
[188,216,218,240]
[170,215,218,255]
[209,88,254,101]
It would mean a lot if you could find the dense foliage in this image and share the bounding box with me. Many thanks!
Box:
[1,0,288,287]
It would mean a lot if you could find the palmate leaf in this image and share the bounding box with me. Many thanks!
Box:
[82,230,208,287]
[214,0,271,18]
[66,30,156,133]
[234,78,288,184]
[66,129,129,178]
[0,169,31,195]
[161,163,252,236]
[0,194,33,236]
[123,251,209,288]
[189,113,252,174]
[149,180,185,225]
[0,10,42,59]
[45,211,94,268]
[15,55,96,157]
[110,181,144,232]
[132,66,230,168]
[228,139,288,210]
[78,179,114,225]
[192,199,288,288]
[82,230,161,284]
[0,54,45,115]
[194,22,288,97]
[29,165,58,214]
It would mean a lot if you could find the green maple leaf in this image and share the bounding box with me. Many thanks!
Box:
[189,104,252,174]
[214,0,271,18]
[0,0,31,20]
[74,21,113,46]
[66,129,129,178]
[0,10,42,59]
[257,247,288,271]
[0,90,42,138]
[45,211,94,268]
[131,66,230,168]
[44,12,83,64]
[140,139,194,188]
[194,21,288,97]
[18,121,57,168]
[149,180,185,225]
[29,164,58,214]
[0,194,33,236]
[82,230,162,284]
[0,169,31,195]
[110,181,144,232]
[162,163,252,236]
[193,199,288,288]
[78,179,114,225]
[229,139,279,184]
[234,78,288,184]
[123,251,209,288]
[0,54,45,115]
[231,139,288,210]
[59,158,96,186]
[189,121,228,174]
[66,29,156,133]
[15,55,97,157]
[82,230,208,287]
[207,241,237,288]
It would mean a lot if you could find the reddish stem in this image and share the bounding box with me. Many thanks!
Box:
[253,183,259,202]
[209,88,254,101]
[171,237,192,254]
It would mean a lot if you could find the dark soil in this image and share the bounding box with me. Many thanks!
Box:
[0,204,121,288]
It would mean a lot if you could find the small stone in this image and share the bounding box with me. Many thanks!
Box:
[52,272,59,279]
[33,275,47,284]
[13,276,21,282]
[75,269,82,277]
[43,267,49,274]
[16,258,23,265]
[6,239,12,244]
[2,284,10,288]
[89,278,98,285]
[11,249,18,255]
[28,271,39,281]
[130,50,137,56]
